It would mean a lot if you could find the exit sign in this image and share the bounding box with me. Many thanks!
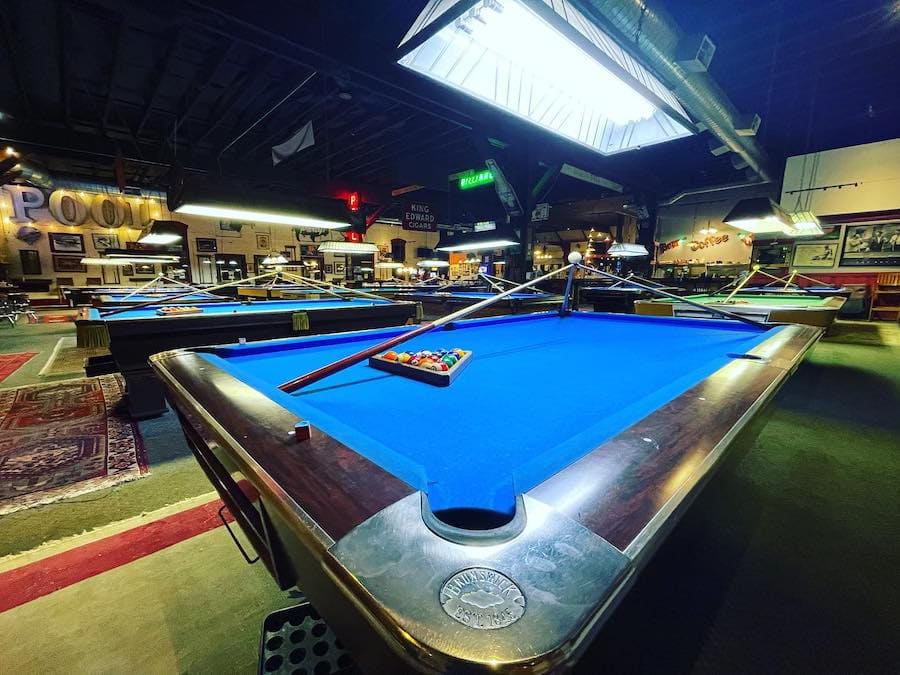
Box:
[458,169,494,190]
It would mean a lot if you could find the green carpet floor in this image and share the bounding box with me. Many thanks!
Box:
[0,320,210,557]
[578,326,900,673]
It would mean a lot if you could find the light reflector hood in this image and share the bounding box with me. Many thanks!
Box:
[398,0,693,155]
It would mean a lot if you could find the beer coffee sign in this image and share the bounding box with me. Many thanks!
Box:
[402,201,437,232]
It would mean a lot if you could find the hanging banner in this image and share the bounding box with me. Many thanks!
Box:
[402,202,437,231]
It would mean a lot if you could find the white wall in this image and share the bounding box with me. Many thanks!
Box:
[781,138,900,216]
[780,138,900,272]
[654,184,770,264]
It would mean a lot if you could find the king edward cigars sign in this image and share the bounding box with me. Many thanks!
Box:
[402,201,437,232]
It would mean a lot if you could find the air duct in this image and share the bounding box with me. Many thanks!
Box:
[576,0,775,182]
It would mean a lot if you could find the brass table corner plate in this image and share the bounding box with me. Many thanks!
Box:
[324,493,630,671]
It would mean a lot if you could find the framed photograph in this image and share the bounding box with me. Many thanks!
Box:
[256,233,271,250]
[792,243,838,268]
[91,233,120,250]
[325,264,333,274]
[122,264,135,277]
[49,232,85,253]
[840,221,900,267]
[334,262,345,274]
[101,266,120,284]
[19,249,41,275]
[218,221,244,237]
[196,237,217,253]
[53,255,87,273]
[133,263,156,276]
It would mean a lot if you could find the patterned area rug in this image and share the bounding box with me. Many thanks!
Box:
[0,353,37,383]
[39,336,110,377]
[0,375,149,515]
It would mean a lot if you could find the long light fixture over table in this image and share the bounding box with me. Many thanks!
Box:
[723,198,792,234]
[175,204,349,229]
[317,241,379,255]
[398,0,693,155]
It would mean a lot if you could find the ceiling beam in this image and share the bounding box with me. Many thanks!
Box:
[162,40,240,159]
[135,28,184,137]
[0,9,31,117]
[102,15,130,129]
[57,1,72,127]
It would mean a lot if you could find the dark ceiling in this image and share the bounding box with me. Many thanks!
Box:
[1,0,898,203]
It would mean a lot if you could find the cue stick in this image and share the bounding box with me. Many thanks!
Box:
[280,270,391,303]
[121,273,167,300]
[480,272,545,294]
[277,264,575,394]
[576,262,768,329]
[278,270,347,300]
[98,271,280,317]
[723,265,767,301]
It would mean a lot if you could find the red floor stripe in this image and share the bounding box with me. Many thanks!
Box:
[0,352,37,383]
[0,499,232,613]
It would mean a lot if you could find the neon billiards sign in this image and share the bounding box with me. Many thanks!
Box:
[458,169,495,190]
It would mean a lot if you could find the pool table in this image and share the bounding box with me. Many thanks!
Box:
[150,312,821,672]
[395,290,562,319]
[635,293,846,328]
[711,284,852,299]
[79,297,420,419]
[577,283,683,313]
[92,291,230,307]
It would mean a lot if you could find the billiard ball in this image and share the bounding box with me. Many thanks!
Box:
[384,351,398,361]
[398,353,411,363]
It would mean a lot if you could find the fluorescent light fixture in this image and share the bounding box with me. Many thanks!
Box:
[417,259,450,267]
[436,238,519,252]
[81,257,173,266]
[261,254,289,265]
[376,262,404,269]
[607,243,650,257]
[176,204,348,229]
[723,198,791,234]
[103,251,180,262]
[784,211,824,237]
[398,0,692,155]
[138,232,182,245]
[359,267,374,272]
[317,241,379,254]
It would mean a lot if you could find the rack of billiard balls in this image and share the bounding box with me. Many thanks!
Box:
[368,348,471,386]
[155,305,204,316]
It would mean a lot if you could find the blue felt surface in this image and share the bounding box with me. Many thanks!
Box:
[88,297,389,321]
[203,312,781,514]
[102,293,221,303]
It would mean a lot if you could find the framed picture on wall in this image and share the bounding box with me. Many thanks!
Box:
[19,249,41,275]
[325,264,333,274]
[840,221,900,267]
[133,263,156,276]
[256,234,271,250]
[101,266,120,284]
[334,262,345,274]
[792,243,838,268]
[91,233,120,250]
[217,221,244,237]
[196,237,217,253]
[283,245,297,262]
[53,255,87,273]
[49,232,85,253]
[121,264,135,277]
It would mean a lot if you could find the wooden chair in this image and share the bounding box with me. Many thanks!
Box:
[868,272,900,322]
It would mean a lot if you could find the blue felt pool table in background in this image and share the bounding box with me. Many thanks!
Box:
[87,297,394,320]
[201,312,782,515]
